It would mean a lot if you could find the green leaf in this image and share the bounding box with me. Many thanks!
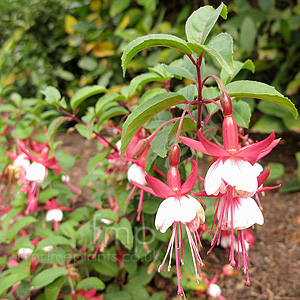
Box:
[77,277,105,290]
[88,150,110,173]
[42,87,61,105]
[96,93,127,114]
[78,57,98,71]
[163,55,197,82]
[185,3,227,44]
[225,80,298,117]
[36,236,73,251]
[149,292,166,300]
[124,282,149,300]
[70,86,107,109]
[252,115,285,133]
[59,222,76,239]
[93,209,119,225]
[188,33,234,74]
[98,106,128,125]
[104,291,132,300]
[0,272,31,295]
[221,59,255,85]
[280,179,300,193]
[92,259,119,277]
[232,100,251,128]
[240,16,256,53]
[265,163,285,183]
[122,34,192,76]
[39,188,60,202]
[115,218,133,250]
[257,101,290,118]
[129,73,164,96]
[45,277,66,300]
[110,0,130,17]
[15,121,34,139]
[121,92,186,159]
[75,123,94,139]
[31,268,68,290]
[9,216,37,241]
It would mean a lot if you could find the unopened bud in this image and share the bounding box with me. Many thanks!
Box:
[132,139,148,159]
[67,127,76,135]
[168,144,180,166]
[220,91,233,116]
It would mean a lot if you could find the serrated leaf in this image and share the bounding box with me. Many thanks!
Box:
[225,80,298,117]
[39,188,60,202]
[185,3,227,44]
[232,100,251,128]
[188,33,234,74]
[240,16,256,53]
[70,86,107,109]
[31,268,68,290]
[122,34,192,76]
[149,292,166,300]
[42,87,61,105]
[77,277,105,290]
[257,101,290,118]
[0,272,31,295]
[121,93,186,159]
[129,73,164,96]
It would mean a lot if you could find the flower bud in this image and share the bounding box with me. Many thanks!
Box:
[220,91,232,116]
[132,139,148,159]
[167,166,181,193]
[169,144,180,167]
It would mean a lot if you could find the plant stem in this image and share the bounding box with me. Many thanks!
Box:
[196,54,204,130]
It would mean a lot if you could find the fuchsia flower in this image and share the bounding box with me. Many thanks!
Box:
[42,198,74,231]
[180,91,280,285]
[132,144,205,296]
[13,140,64,215]
[98,125,155,221]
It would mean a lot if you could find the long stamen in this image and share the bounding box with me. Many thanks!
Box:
[175,222,184,296]
[230,192,236,267]
[178,222,184,265]
[136,190,144,222]
[158,223,176,272]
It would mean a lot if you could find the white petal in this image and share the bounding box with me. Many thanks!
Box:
[222,158,258,197]
[45,209,63,222]
[14,154,30,169]
[25,162,47,182]
[18,248,33,259]
[155,195,204,233]
[127,164,147,185]
[208,284,222,298]
[218,197,264,230]
[253,163,263,176]
[205,159,224,196]
[234,239,249,252]
[220,235,231,249]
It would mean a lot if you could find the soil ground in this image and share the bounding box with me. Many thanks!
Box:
[57,131,300,300]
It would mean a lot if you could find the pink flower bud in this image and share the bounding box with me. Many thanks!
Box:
[169,144,180,166]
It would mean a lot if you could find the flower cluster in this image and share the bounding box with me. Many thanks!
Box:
[5,139,63,215]
[130,91,280,295]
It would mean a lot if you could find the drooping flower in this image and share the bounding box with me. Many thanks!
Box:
[15,140,64,215]
[132,144,205,296]
[180,92,280,198]
[42,198,73,231]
